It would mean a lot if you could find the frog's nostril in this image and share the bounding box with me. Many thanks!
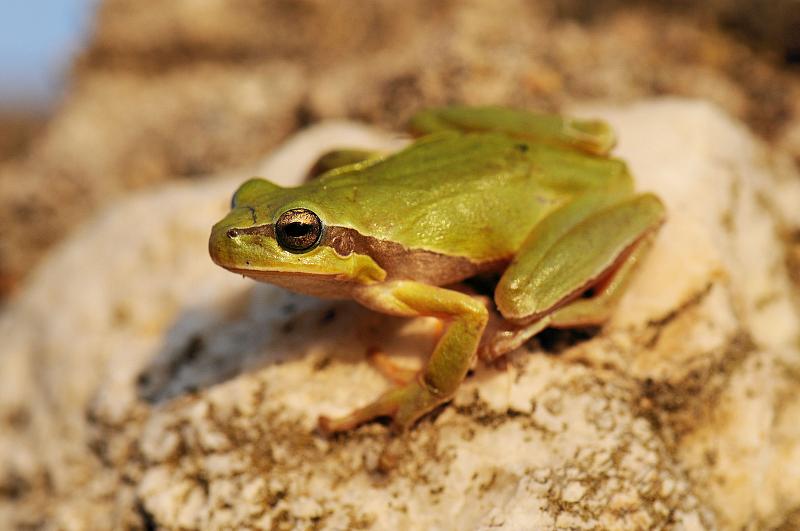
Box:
[226,228,239,239]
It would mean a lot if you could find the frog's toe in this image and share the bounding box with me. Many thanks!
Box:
[367,348,419,385]
[318,386,403,435]
[317,414,352,435]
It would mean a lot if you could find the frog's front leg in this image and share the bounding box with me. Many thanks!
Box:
[318,281,488,434]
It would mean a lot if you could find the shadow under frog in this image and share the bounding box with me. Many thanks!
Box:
[137,281,597,407]
[137,283,436,404]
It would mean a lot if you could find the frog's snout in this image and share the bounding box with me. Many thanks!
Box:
[208,223,232,267]
[209,221,269,269]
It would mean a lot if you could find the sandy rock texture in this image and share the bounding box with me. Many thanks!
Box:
[0,100,799,529]
[2,0,800,297]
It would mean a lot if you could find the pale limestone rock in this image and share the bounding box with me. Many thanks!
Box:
[0,100,799,529]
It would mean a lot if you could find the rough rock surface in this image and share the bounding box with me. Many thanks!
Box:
[1,100,799,529]
[3,0,800,297]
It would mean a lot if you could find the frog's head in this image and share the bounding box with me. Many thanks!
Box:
[209,178,386,297]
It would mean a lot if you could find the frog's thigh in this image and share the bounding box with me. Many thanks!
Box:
[318,281,488,433]
[548,231,656,327]
[496,193,665,323]
[480,237,648,360]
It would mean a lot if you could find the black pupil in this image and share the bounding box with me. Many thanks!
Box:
[276,208,322,252]
[286,222,311,238]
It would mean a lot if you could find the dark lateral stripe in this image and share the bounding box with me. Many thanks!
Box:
[322,225,506,284]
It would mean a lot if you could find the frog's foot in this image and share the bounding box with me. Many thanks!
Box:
[478,316,551,362]
[318,376,446,434]
[307,149,385,180]
[367,348,419,386]
[408,106,616,155]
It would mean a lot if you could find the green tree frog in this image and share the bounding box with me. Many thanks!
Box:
[209,106,665,434]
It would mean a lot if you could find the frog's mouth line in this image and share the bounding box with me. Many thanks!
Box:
[223,266,359,299]
[224,266,340,281]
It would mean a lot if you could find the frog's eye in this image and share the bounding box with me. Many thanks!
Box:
[275,208,323,253]
[230,192,238,209]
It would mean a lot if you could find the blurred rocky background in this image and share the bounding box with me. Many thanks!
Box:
[1,0,800,299]
[2,2,800,529]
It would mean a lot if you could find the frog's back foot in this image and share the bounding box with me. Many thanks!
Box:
[306,148,386,180]
[408,106,616,156]
[477,311,551,362]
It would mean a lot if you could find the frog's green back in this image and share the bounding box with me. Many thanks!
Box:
[268,132,633,262]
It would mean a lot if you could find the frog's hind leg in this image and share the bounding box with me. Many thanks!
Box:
[367,348,419,386]
[478,311,552,362]
[480,193,665,361]
[307,149,386,179]
[479,231,656,361]
[408,106,616,155]
[547,230,655,328]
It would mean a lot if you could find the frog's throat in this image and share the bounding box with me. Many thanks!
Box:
[227,223,508,286]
